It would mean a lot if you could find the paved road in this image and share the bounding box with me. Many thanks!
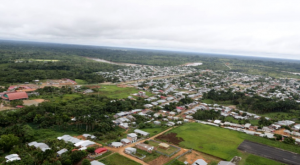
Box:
[238,140,300,165]
[104,127,175,165]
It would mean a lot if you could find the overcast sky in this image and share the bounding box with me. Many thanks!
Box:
[1,0,300,59]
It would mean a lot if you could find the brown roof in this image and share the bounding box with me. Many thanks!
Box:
[2,92,28,101]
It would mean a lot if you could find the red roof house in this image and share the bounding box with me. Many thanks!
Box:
[2,92,28,101]
[95,148,107,155]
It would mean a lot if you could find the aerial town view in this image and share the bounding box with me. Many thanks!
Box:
[1,1,300,165]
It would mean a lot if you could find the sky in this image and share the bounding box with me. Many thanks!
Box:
[0,0,300,59]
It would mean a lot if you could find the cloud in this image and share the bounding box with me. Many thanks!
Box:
[0,0,300,59]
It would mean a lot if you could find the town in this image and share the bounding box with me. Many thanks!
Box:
[1,63,300,165]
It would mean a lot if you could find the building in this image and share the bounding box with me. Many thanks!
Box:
[95,148,107,155]
[1,92,28,101]
[111,142,123,148]
[159,143,170,149]
[134,129,150,136]
[125,147,137,154]
[136,143,154,153]
[74,140,96,148]
[121,138,131,144]
[91,160,106,165]
[192,159,207,165]
[5,154,21,163]
[57,148,68,157]
[127,133,138,143]
[28,141,51,152]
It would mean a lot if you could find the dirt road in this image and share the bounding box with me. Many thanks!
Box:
[104,127,175,165]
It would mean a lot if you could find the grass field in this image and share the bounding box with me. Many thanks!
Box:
[75,79,88,84]
[140,127,168,137]
[94,85,153,99]
[135,148,161,162]
[101,153,141,165]
[164,123,299,164]
[148,140,179,155]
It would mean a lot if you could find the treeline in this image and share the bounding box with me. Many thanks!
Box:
[0,43,124,84]
[203,89,299,113]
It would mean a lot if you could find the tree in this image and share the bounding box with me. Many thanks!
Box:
[82,159,91,165]
[283,136,295,145]
[87,147,95,153]
[0,134,19,152]
[70,150,87,163]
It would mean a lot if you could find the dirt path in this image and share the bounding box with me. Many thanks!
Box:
[104,127,175,165]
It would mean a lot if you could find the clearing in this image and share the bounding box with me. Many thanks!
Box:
[92,85,153,99]
[159,123,299,164]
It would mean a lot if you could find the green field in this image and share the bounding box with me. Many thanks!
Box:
[94,85,153,99]
[75,79,88,84]
[101,153,141,165]
[135,148,161,162]
[140,127,168,137]
[164,123,299,164]
[148,140,179,155]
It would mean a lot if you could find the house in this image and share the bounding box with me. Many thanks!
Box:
[83,134,96,139]
[74,140,96,148]
[159,143,170,149]
[177,121,183,125]
[169,112,176,116]
[192,159,207,165]
[154,121,161,125]
[125,147,137,154]
[244,123,251,129]
[57,148,68,157]
[28,141,51,152]
[90,160,106,165]
[1,92,28,101]
[294,124,300,130]
[111,142,123,148]
[127,133,138,143]
[134,129,150,136]
[121,138,131,144]
[57,135,81,144]
[95,148,107,155]
[83,89,94,94]
[136,143,154,153]
[5,154,21,163]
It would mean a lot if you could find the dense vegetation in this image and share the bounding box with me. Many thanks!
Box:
[203,89,299,113]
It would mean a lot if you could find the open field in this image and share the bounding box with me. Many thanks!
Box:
[93,85,153,99]
[75,79,88,84]
[238,140,300,165]
[101,153,142,165]
[159,123,300,164]
[148,140,179,155]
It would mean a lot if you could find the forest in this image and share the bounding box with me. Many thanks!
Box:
[1,40,300,86]
[203,89,299,114]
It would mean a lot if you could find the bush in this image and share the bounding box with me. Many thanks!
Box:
[144,140,149,144]
[87,147,95,153]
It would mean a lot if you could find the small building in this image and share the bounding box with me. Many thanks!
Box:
[136,143,154,153]
[154,121,161,125]
[74,140,96,148]
[134,129,150,136]
[91,160,106,165]
[5,154,21,163]
[125,147,137,154]
[111,142,123,148]
[127,133,138,143]
[57,148,68,157]
[2,92,28,101]
[192,159,207,165]
[95,148,107,155]
[159,143,170,149]
[121,138,131,144]
[83,89,94,94]
[28,141,51,152]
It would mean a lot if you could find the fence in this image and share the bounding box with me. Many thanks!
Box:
[149,140,181,157]
[166,149,193,165]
